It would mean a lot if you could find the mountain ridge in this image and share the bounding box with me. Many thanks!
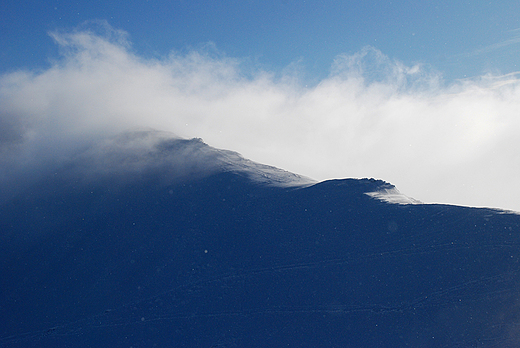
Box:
[2,129,520,347]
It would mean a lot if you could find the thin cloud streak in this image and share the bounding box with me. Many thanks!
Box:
[459,28,520,57]
[2,25,520,211]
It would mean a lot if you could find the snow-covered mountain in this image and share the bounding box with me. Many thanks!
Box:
[52,129,316,188]
[1,130,520,347]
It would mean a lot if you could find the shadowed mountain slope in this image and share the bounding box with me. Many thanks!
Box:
[1,130,520,347]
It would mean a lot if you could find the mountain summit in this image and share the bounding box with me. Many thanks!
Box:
[1,130,520,347]
[67,129,317,187]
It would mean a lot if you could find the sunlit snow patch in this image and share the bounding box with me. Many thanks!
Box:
[215,148,316,188]
[365,185,421,205]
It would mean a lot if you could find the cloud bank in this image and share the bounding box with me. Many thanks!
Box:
[2,23,520,211]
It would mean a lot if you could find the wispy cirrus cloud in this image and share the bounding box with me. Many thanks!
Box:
[459,27,520,57]
[2,22,520,211]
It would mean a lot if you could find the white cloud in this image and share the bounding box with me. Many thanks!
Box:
[2,23,520,211]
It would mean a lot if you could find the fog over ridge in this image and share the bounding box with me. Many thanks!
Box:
[1,23,520,211]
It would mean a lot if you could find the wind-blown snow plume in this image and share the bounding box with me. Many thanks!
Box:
[2,22,520,210]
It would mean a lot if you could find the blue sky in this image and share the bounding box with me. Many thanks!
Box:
[3,0,520,80]
[2,1,520,211]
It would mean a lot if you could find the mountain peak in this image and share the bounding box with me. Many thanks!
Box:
[3,130,520,348]
[65,129,316,188]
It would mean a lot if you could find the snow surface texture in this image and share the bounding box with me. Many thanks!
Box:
[365,185,422,205]
[365,182,520,215]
